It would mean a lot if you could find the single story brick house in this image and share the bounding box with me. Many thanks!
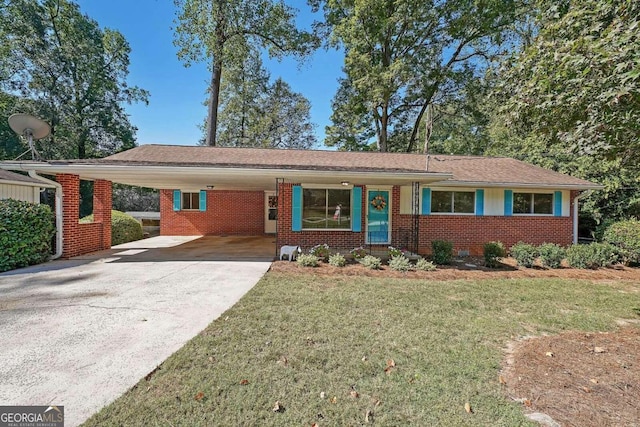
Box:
[0,145,601,258]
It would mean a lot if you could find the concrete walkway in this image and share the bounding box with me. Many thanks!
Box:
[0,236,272,426]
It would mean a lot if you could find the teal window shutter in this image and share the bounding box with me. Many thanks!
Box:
[421,188,431,215]
[173,190,181,211]
[352,186,362,232]
[199,190,207,212]
[475,189,484,216]
[504,190,513,216]
[292,185,302,231]
[554,191,562,216]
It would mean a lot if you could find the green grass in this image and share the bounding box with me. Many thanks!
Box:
[83,275,640,426]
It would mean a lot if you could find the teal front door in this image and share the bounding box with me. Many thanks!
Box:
[366,190,390,244]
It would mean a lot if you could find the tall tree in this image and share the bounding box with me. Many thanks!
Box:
[0,0,148,159]
[313,0,526,152]
[489,0,640,223]
[253,78,317,149]
[174,0,317,147]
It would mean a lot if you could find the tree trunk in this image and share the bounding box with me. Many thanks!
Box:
[205,58,223,147]
[407,84,439,153]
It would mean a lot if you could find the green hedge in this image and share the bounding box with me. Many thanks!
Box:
[0,199,55,272]
[81,210,143,246]
[603,219,640,265]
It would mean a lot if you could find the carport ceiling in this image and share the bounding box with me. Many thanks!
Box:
[0,162,452,191]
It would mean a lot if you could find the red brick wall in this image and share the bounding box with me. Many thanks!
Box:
[278,183,576,255]
[160,189,265,235]
[57,174,112,258]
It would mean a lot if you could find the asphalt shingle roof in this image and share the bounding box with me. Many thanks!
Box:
[104,145,598,188]
[0,169,43,184]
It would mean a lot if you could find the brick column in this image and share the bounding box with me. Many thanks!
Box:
[93,179,112,249]
[57,173,80,258]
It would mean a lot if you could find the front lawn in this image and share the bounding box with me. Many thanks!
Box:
[83,273,639,426]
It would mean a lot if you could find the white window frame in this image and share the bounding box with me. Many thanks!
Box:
[301,186,353,231]
[513,192,554,216]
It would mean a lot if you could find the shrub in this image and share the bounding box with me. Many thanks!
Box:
[483,241,506,268]
[415,257,437,271]
[388,255,413,272]
[310,243,331,260]
[538,243,566,269]
[603,219,640,265]
[360,255,382,270]
[387,246,403,258]
[510,242,538,268]
[0,199,56,273]
[81,210,143,246]
[350,246,367,260]
[328,253,346,267]
[566,243,619,269]
[296,253,319,267]
[431,240,453,265]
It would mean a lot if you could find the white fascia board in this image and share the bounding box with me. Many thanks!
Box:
[430,180,604,191]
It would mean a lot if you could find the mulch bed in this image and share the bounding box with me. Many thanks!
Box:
[501,328,640,427]
[270,257,640,281]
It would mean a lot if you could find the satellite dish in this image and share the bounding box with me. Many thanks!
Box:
[8,114,51,160]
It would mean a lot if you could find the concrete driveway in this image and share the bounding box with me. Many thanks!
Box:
[0,236,272,426]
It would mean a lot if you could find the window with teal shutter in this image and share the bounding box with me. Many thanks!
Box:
[504,190,513,216]
[352,186,362,232]
[554,191,562,216]
[292,185,302,231]
[173,190,181,211]
[421,188,431,215]
[475,189,484,216]
[199,190,207,212]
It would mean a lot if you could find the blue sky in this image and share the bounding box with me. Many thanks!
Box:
[77,0,344,147]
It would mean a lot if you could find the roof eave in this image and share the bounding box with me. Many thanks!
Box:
[434,180,603,191]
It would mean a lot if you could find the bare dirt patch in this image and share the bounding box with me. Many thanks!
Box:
[270,257,640,281]
[502,328,640,427]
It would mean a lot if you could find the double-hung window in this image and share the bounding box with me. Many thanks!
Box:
[181,192,200,210]
[513,192,553,214]
[302,188,351,229]
[431,191,475,214]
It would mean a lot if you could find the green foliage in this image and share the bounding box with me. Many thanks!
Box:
[82,210,143,246]
[483,241,506,268]
[359,255,382,270]
[509,242,539,268]
[315,0,523,151]
[174,0,317,146]
[603,219,640,265]
[350,246,367,260]
[431,240,453,265]
[388,255,413,272]
[415,258,437,271]
[387,246,403,258]
[566,243,619,269]
[328,253,346,267]
[538,243,566,269]
[0,199,55,272]
[296,253,319,267]
[309,243,330,259]
[0,0,148,159]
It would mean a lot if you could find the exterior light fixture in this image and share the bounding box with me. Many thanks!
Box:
[341,181,349,186]
[206,185,215,190]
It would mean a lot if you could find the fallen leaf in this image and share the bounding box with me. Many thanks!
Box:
[350,391,359,399]
[195,392,204,401]
[330,396,337,404]
[362,356,368,362]
[523,399,532,408]
[224,316,229,321]
[373,399,381,407]
[145,386,151,392]
[590,378,599,384]
[594,346,606,353]
[272,401,284,413]
[311,424,319,427]
[582,386,592,393]
[545,351,554,357]
[499,375,506,385]
[386,359,396,368]
[320,391,325,399]
[464,402,472,413]
[365,410,373,423]
[208,356,214,363]
[240,379,249,385]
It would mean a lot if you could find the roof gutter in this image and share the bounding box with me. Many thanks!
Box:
[27,171,63,260]
[432,180,604,191]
